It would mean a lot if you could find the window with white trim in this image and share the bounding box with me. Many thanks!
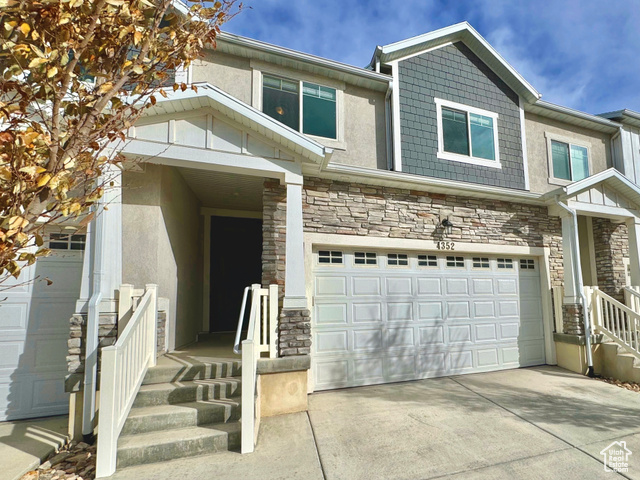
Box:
[520,259,535,270]
[318,251,343,264]
[472,257,490,269]
[497,258,514,269]
[548,138,589,183]
[446,256,464,268]
[435,98,500,168]
[354,252,377,266]
[49,233,86,251]
[387,253,408,266]
[262,74,337,139]
[418,254,438,267]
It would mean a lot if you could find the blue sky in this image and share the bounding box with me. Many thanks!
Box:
[224,0,640,115]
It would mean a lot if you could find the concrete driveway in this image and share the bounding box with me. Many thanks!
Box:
[109,366,640,480]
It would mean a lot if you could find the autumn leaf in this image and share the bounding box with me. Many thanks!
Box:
[19,23,30,36]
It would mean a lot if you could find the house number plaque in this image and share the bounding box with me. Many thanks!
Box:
[436,241,455,250]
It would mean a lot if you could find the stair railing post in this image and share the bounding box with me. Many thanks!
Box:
[96,346,118,478]
[117,284,133,338]
[269,284,278,358]
[145,284,158,367]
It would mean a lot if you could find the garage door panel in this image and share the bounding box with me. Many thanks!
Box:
[448,324,472,343]
[31,376,67,414]
[386,277,412,296]
[476,348,500,368]
[353,329,383,351]
[387,303,412,322]
[417,302,443,320]
[29,298,77,333]
[475,324,498,342]
[0,342,23,369]
[417,277,442,295]
[352,303,381,324]
[473,301,496,318]
[445,278,469,295]
[316,276,347,296]
[496,278,518,295]
[315,331,349,355]
[447,301,471,319]
[316,304,347,325]
[419,326,445,345]
[0,303,29,332]
[385,327,414,348]
[312,250,546,390]
[472,278,494,295]
[34,334,68,370]
[385,355,416,378]
[354,358,383,382]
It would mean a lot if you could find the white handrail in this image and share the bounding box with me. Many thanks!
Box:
[96,284,158,478]
[590,286,640,360]
[241,284,278,454]
[624,286,640,315]
[233,286,251,354]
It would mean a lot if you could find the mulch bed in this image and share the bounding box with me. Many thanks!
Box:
[20,440,96,480]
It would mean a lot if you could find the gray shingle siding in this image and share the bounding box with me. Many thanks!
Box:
[398,42,526,190]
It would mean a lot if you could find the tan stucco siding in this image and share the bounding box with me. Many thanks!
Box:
[525,112,611,194]
[192,53,387,170]
[191,51,253,104]
[122,164,203,350]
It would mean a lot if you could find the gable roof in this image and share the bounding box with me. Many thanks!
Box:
[528,100,622,134]
[369,22,540,103]
[138,82,332,164]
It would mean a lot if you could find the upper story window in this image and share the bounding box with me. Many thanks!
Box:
[547,136,589,184]
[49,233,86,251]
[262,74,337,140]
[435,98,500,169]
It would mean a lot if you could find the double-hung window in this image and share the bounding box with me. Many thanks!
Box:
[435,98,500,168]
[548,137,589,183]
[262,74,337,139]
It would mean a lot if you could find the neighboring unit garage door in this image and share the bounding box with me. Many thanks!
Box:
[312,249,546,390]
[0,236,84,421]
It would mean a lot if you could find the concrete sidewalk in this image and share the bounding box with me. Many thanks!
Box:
[0,415,68,480]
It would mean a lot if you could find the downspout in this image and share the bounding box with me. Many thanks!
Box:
[384,80,394,171]
[555,196,595,377]
[82,201,105,441]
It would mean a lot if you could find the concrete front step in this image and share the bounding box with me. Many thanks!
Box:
[143,359,241,385]
[121,400,241,435]
[132,378,241,408]
[116,423,241,468]
[600,342,640,383]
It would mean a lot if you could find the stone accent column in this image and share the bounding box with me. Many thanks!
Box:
[262,180,286,300]
[562,303,584,336]
[592,217,629,302]
[278,309,311,356]
[626,217,640,287]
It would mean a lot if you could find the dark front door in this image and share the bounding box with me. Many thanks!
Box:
[210,216,263,332]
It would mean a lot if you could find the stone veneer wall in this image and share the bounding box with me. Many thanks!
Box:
[262,176,570,349]
[592,218,629,303]
[66,309,167,390]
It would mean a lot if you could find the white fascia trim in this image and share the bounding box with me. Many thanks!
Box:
[217,32,391,85]
[380,22,539,101]
[143,83,328,162]
[564,167,640,197]
[321,163,545,205]
[391,62,403,172]
[533,100,623,129]
[388,42,454,64]
[519,97,530,191]
[434,98,501,169]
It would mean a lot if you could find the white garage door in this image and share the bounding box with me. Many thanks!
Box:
[312,249,546,390]
[0,235,84,420]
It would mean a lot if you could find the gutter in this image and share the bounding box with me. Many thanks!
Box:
[82,202,105,441]
[555,196,595,377]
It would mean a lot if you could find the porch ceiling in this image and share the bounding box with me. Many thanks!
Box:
[178,168,264,212]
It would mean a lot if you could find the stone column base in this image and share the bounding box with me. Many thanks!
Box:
[278,309,311,356]
[553,333,603,375]
[562,303,585,335]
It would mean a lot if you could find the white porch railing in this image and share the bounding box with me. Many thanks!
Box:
[240,283,278,454]
[624,285,640,315]
[96,284,158,478]
[588,286,640,360]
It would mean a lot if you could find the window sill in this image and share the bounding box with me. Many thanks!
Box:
[306,134,346,151]
[437,151,502,169]
[548,177,572,187]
